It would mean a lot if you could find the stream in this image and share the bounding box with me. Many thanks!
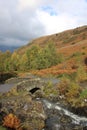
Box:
[41,99,87,130]
[0,77,87,130]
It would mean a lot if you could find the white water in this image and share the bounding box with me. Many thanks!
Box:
[42,99,87,126]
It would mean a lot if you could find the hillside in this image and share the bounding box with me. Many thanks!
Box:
[0,25,87,76]
[17,25,87,55]
[16,25,87,76]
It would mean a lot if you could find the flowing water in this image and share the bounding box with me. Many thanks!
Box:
[41,99,87,130]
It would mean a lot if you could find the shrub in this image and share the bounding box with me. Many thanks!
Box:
[82,46,86,49]
[82,52,85,55]
[66,82,81,98]
[43,81,58,97]
[58,76,81,104]
[76,65,87,82]
[58,76,70,95]
[3,113,22,130]
[80,89,87,99]
[72,52,82,57]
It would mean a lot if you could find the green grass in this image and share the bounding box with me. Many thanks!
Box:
[80,89,87,98]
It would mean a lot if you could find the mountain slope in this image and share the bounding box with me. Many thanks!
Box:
[17,25,87,56]
[16,25,87,76]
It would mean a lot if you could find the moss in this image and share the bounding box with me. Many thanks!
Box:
[21,118,45,130]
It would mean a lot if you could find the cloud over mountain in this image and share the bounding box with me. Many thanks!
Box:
[0,0,87,46]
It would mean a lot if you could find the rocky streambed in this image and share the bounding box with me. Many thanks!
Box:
[0,75,87,130]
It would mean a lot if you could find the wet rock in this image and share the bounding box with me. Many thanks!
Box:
[60,115,72,123]
[69,106,87,117]
[83,126,87,130]
[0,111,7,125]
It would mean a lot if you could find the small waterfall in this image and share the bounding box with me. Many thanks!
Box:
[42,99,87,126]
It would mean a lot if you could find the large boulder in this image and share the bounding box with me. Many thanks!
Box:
[0,94,46,130]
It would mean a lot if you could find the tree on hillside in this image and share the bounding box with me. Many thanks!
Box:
[37,42,63,69]
[26,42,63,70]
[44,42,59,66]
[0,51,12,72]
[19,53,28,71]
[4,50,12,71]
[76,65,87,82]
[0,51,5,72]
[26,45,40,70]
[10,52,20,71]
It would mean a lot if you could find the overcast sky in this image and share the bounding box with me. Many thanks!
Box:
[0,0,87,46]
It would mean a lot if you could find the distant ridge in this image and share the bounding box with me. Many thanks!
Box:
[0,45,19,52]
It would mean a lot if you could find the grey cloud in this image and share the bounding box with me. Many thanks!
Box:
[0,0,87,47]
[0,0,45,46]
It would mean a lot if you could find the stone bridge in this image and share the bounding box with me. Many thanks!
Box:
[16,78,46,94]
